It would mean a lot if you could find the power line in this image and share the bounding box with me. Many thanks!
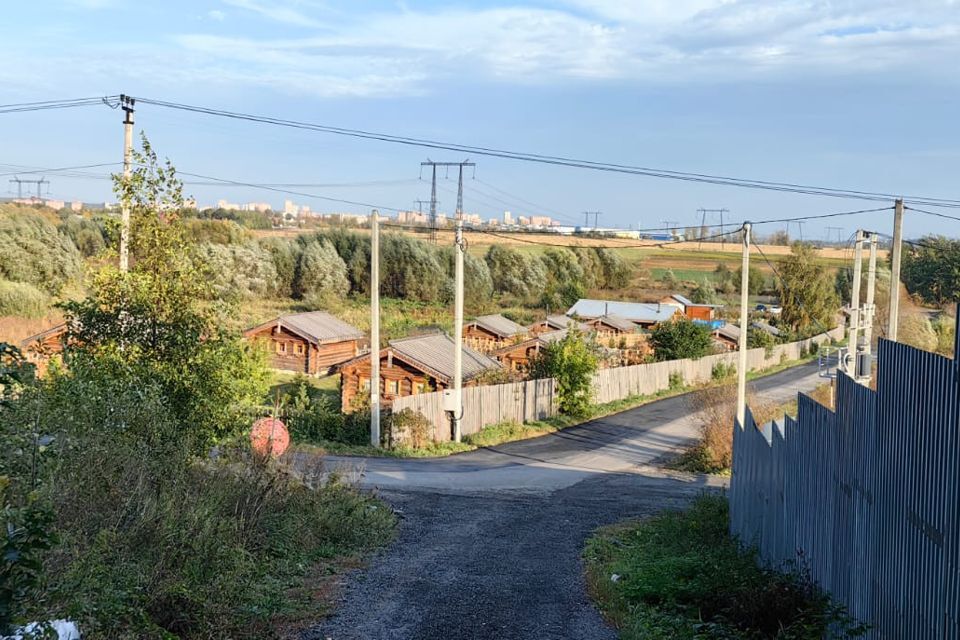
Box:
[903,205,960,223]
[0,96,119,115]
[125,96,960,207]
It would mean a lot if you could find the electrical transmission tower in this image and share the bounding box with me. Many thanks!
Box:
[9,176,49,200]
[697,208,729,249]
[825,226,843,245]
[421,160,474,243]
[582,211,602,229]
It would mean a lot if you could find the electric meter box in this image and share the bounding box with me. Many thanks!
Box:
[442,389,459,412]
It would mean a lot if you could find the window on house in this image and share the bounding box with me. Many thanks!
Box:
[413,381,426,395]
[276,342,286,354]
[360,378,370,392]
[295,343,304,355]
[386,379,399,395]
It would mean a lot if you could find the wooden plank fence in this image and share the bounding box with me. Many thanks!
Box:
[729,326,960,637]
[393,326,843,442]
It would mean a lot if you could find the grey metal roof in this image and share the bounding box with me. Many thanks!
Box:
[278,311,364,344]
[671,293,723,309]
[716,322,741,341]
[567,299,680,324]
[471,314,528,338]
[542,314,588,331]
[751,321,782,337]
[594,314,639,333]
[390,333,501,382]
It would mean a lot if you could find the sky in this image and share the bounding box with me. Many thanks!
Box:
[1,0,959,240]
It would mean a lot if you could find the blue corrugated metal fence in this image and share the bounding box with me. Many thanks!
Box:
[730,334,960,638]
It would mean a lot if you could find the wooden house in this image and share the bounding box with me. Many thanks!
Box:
[243,311,364,375]
[712,322,740,351]
[583,314,649,349]
[663,294,722,321]
[19,323,68,376]
[463,314,528,353]
[528,314,588,336]
[337,332,502,411]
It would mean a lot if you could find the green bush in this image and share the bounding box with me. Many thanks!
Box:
[59,216,107,257]
[295,238,350,302]
[583,495,865,639]
[529,329,598,416]
[668,371,684,390]
[184,218,251,244]
[0,280,49,318]
[196,241,280,300]
[485,244,547,300]
[0,206,83,294]
[650,318,714,361]
[711,361,736,381]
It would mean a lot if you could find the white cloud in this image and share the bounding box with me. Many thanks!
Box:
[208,9,226,21]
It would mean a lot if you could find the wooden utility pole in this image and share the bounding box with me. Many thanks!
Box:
[736,222,751,427]
[370,209,381,447]
[847,230,864,377]
[888,199,904,341]
[119,95,135,272]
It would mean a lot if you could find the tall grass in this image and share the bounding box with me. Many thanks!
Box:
[0,279,50,318]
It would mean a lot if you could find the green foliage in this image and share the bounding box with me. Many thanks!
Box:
[668,371,684,390]
[583,495,865,640]
[748,326,776,351]
[529,328,598,416]
[650,318,714,361]
[296,238,350,303]
[713,262,736,294]
[711,361,736,381]
[539,248,590,310]
[737,264,765,295]
[196,241,279,300]
[184,218,252,244]
[58,215,107,258]
[660,268,679,289]
[778,242,840,335]
[0,280,49,318]
[260,237,300,298]
[902,235,960,306]
[689,278,720,305]
[189,207,273,230]
[61,136,269,452]
[0,206,83,295]
[485,245,547,300]
[570,247,632,289]
[437,247,494,308]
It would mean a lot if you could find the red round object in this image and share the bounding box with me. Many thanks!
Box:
[250,417,289,458]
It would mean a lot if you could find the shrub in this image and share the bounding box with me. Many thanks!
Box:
[711,361,736,381]
[58,216,107,257]
[387,408,432,450]
[0,280,49,318]
[296,238,350,302]
[184,218,251,245]
[438,247,494,308]
[485,245,547,300]
[196,241,280,299]
[650,318,714,361]
[0,206,83,295]
[668,371,684,391]
[260,237,300,298]
[529,328,598,416]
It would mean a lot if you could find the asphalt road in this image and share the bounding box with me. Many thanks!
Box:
[300,362,823,640]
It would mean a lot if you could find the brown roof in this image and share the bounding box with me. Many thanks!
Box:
[390,333,501,382]
[591,314,639,333]
[19,323,68,349]
[245,311,363,345]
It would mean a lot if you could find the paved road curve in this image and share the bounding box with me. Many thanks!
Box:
[301,362,823,640]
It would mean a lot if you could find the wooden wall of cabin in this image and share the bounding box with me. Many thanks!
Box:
[339,351,444,412]
[247,325,360,375]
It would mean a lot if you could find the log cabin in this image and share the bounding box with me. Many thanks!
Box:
[662,294,723,322]
[337,332,502,411]
[19,323,68,376]
[463,314,528,353]
[243,311,365,375]
[713,322,740,351]
[528,314,589,335]
[583,314,648,349]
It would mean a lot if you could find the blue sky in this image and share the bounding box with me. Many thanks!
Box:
[2,0,959,239]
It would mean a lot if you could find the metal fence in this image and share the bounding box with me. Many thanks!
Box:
[729,333,960,638]
[394,326,843,442]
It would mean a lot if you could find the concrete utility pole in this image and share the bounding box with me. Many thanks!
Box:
[863,232,879,357]
[370,209,381,447]
[119,94,135,272]
[453,166,466,442]
[736,222,751,428]
[847,230,864,377]
[888,198,904,341]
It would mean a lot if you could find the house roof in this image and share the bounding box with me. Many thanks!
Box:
[567,299,680,324]
[671,293,723,309]
[715,323,741,341]
[245,311,363,345]
[470,314,528,338]
[19,323,68,349]
[389,333,501,383]
[751,321,782,337]
[539,314,588,331]
[591,314,639,333]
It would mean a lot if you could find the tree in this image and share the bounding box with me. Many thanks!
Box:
[438,246,493,308]
[650,318,714,361]
[485,245,547,299]
[594,248,632,289]
[901,235,960,306]
[689,278,721,304]
[528,329,598,416]
[197,242,279,300]
[778,242,840,335]
[0,205,83,294]
[296,238,350,302]
[260,236,300,298]
[736,264,765,295]
[767,229,791,246]
[61,135,268,451]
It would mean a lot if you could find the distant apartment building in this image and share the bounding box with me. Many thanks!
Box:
[488,218,499,226]
[283,199,298,216]
[242,202,272,213]
[398,210,429,225]
[43,199,65,210]
[216,199,241,211]
[69,201,83,212]
[518,215,530,226]
[503,210,514,225]
[463,213,483,226]
[528,215,553,227]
